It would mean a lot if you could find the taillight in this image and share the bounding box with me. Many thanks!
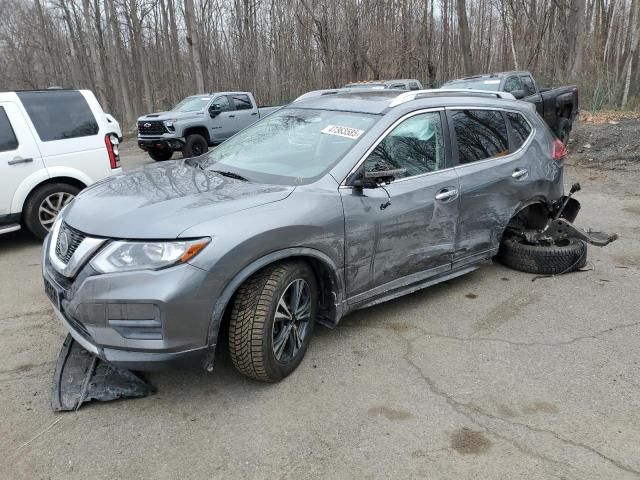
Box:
[105,134,120,169]
[551,138,567,161]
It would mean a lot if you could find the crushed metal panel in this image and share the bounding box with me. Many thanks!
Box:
[51,334,154,411]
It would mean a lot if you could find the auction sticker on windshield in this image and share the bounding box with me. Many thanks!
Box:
[321,125,364,139]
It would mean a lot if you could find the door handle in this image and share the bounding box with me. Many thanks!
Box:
[512,168,528,179]
[228,114,235,118]
[8,157,33,165]
[251,112,258,116]
[435,188,458,201]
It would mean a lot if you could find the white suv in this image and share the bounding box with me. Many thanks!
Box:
[0,89,122,239]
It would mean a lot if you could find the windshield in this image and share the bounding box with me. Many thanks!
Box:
[344,83,386,89]
[195,108,378,185]
[173,95,212,112]
[442,79,501,91]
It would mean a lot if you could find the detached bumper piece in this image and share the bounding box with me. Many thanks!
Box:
[51,334,154,412]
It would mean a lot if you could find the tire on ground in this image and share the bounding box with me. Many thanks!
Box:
[498,236,587,275]
[24,182,81,240]
[182,134,208,158]
[228,261,317,382]
[147,148,173,161]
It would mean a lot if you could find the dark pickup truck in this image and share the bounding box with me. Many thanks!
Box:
[442,71,579,143]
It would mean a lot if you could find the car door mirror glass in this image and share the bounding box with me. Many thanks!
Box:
[209,106,222,118]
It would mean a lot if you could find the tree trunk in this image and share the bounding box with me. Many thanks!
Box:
[184,0,206,93]
[456,0,474,75]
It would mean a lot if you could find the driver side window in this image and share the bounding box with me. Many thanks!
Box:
[364,111,445,179]
[503,76,522,93]
[211,96,232,112]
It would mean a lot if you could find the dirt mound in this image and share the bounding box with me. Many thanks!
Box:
[567,117,640,170]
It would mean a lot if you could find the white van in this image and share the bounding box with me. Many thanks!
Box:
[0,89,122,239]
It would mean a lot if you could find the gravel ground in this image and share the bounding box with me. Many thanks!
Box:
[1,126,639,479]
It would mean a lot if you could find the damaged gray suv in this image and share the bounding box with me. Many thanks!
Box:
[43,89,612,382]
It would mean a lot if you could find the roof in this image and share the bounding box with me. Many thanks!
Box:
[445,71,532,83]
[290,88,520,114]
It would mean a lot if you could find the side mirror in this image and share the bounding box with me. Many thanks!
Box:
[208,106,221,118]
[511,89,526,99]
[352,177,378,189]
[364,168,406,185]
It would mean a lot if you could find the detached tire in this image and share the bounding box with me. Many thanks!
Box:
[228,261,317,382]
[148,148,173,162]
[182,134,208,158]
[499,236,587,275]
[24,183,80,240]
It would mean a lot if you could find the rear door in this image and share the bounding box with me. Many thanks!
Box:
[341,110,459,301]
[447,108,535,266]
[229,94,258,131]
[0,102,44,217]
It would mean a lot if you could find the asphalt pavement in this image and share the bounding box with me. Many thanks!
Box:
[1,140,639,479]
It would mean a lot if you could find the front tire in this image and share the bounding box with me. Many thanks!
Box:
[182,134,208,158]
[148,148,173,162]
[24,183,80,240]
[228,261,317,382]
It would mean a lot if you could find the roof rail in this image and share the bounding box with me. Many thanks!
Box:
[389,89,515,107]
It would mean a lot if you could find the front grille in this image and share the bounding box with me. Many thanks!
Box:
[55,222,86,264]
[138,120,167,135]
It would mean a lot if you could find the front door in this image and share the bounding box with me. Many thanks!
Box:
[0,102,43,218]
[208,95,236,142]
[340,110,459,301]
[229,93,258,131]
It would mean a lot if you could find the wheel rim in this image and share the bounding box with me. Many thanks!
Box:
[272,278,311,363]
[192,143,204,156]
[38,192,74,231]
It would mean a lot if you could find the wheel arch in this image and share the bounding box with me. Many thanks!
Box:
[203,247,345,365]
[183,125,210,144]
[11,172,88,214]
[502,197,552,238]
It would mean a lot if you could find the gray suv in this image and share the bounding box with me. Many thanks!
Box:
[43,89,567,382]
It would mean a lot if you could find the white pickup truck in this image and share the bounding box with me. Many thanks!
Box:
[0,89,122,239]
[136,91,280,161]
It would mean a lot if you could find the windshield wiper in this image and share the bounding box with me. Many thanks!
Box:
[211,170,249,182]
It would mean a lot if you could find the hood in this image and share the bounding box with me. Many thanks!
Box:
[137,110,204,121]
[64,161,294,239]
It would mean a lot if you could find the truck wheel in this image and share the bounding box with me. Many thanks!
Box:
[182,134,208,158]
[148,148,173,162]
[228,261,317,382]
[24,183,80,240]
[498,236,586,275]
[556,118,572,145]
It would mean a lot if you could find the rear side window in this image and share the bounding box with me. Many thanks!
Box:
[506,112,533,149]
[0,107,19,152]
[231,94,252,110]
[451,110,510,164]
[17,91,98,141]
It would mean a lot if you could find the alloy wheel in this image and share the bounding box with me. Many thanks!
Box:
[38,192,74,231]
[272,278,311,362]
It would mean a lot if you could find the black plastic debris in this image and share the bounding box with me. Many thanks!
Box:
[51,334,154,411]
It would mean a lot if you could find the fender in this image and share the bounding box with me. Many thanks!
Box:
[202,247,344,371]
[11,166,91,214]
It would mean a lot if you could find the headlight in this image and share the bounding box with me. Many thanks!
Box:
[164,119,177,129]
[90,238,210,273]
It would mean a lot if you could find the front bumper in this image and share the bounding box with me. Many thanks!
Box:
[138,136,185,152]
[42,234,213,370]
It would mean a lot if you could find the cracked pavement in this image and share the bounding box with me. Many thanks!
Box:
[0,142,639,479]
